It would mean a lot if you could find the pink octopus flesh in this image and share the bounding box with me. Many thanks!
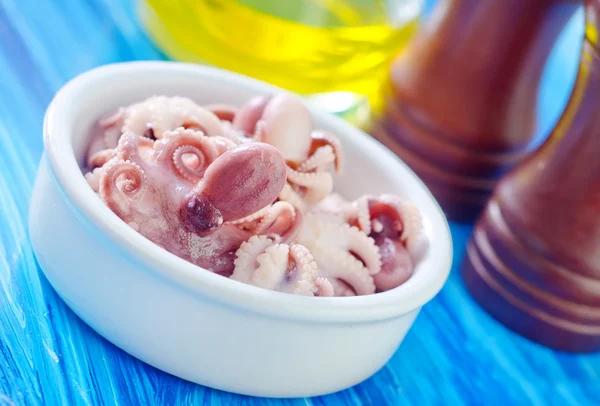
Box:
[83,94,429,297]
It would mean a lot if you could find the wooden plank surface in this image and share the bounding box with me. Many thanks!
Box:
[0,1,598,404]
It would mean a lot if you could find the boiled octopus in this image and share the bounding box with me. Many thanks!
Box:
[83,94,429,297]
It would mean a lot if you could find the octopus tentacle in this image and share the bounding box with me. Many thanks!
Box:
[354,194,426,260]
[98,159,147,221]
[298,218,379,295]
[89,133,150,193]
[227,201,300,243]
[309,130,344,174]
[172,145,208,182]
[278,183,308,212]
[123,96,224,139]
[287,169,333,204]
[88,148,116,170]
[114,132,153,169]
[328,278,356,297]
[252,243,292,290]
[99,107,125,148]
[221,121,251,145]
[395,199,426,257]
[319,222,381,276]
[83,106,123,165]
[174,102,224,137]
[372,237,414,292]
[230,235,277,284]
[153,128,219,183]
[315,277,335,297]
[347,194,429,290]
[297,145,335,173]
[99,107,125,128]
[353,195,374,235]
[104,127,124,150]
[205,103,238,122]
[122,99,158,137]
[210,135,238,154]
[280,244,320,296]
[315,249,375,295]
[314,193,353,218]
[275,206,303,244]
[85,166,105,193]
[254,201,296,235]
[227,204,272,226]
[379,196,421,247]
[230,236,323,296]
[231,236,293,291]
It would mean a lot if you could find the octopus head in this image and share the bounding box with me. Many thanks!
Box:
[180,142,288,236]
[254,95,313,166]
[232,95,271,135]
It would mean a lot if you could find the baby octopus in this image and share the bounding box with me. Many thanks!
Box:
[83,94,428,297]
[229,94,344,211]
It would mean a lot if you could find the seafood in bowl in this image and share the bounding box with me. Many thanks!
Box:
[29,62,452,397]
[82,94,429,296]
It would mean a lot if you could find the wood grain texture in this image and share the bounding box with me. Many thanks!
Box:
[0,0,598,404]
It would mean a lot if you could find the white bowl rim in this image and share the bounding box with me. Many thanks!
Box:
[42,61,453,323]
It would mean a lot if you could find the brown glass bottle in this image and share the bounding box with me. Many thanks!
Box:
[371,0,579,222]
[462,1,600,353]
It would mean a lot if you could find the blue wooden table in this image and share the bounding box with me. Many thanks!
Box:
[0,1,598,405]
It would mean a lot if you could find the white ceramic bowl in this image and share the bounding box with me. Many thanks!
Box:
[29,62,452,398]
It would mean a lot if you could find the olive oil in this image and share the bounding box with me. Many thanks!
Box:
[139,0,421,111]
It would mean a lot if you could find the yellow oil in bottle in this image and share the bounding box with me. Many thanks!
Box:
[587,22,598,48]
[139,0,422,113]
